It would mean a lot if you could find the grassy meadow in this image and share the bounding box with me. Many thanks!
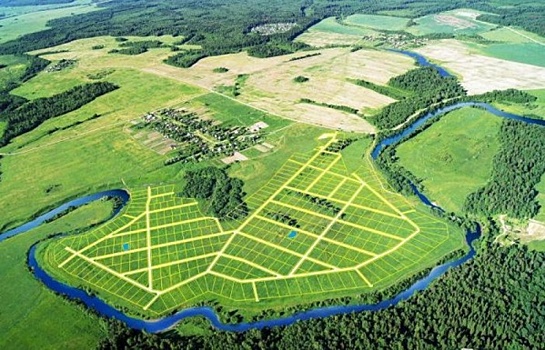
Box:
[0,199,113,350]
[344,14,409,31]
[396,107,502,213]
[0,1,99,44]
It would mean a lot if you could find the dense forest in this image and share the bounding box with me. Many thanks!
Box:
[371,67,466,129]
[97,222,545,349]
[181,167,248,220]
[0,82,118,146]
[479,6,545,37]
[464,119,545,219]
[0,0,74,5]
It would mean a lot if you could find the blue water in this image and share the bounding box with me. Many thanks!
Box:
[288,230,297,238]
[389,49,452,77]
[122,243,130,251]
[371,101,545,160]
[0,190,129,243]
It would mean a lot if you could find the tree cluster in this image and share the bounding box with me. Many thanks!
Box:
[372,67,466,129]
[0,82,118,146]
[181,167,248,220]
[464,119,545,218]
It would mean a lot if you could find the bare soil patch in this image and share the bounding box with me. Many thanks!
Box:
[415,40,545,94]
[221,151,249,164]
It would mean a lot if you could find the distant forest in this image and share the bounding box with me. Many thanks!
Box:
[0,0,543,66]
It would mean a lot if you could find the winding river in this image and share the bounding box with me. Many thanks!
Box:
[3,51,543,333]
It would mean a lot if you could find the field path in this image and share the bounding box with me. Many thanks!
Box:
[506,27,545,46]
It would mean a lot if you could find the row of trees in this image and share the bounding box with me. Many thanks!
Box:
[464,119,545,218]
[0,82,118,146]
[97,222,545,349]
[181,167,248,220]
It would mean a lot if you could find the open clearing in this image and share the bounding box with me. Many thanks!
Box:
[41,135,463,315]
[414,40,545,94]
[143,47,416,133]
[396,107,502,213]
[344,14,409,31]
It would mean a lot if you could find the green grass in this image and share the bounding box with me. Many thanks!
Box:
[190,93,291,131]
[0,68,206,230]
[306,17,374,36]
[344,14,409,31]
[396,107,503,213]
[40,135,464,318]
[407,10,496,36]
[0,1,99,44]
[492,89,545,120]
[527,239,545,252]
[479,43,545,67]
[0,199,112,350]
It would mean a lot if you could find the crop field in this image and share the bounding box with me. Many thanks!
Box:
[295,17,374,47]
[396,107,502,213]
[344,14,409,31]
[407,9,496,36]
[41,135,463,316]
[414,40,545,94]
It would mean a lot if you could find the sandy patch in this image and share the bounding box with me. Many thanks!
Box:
[222,151,249,164]
[526,220,545,241]
[415,40,545,94]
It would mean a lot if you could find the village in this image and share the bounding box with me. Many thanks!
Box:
[140,108,266,165]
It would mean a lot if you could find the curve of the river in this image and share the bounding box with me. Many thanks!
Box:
[7,50,542,333]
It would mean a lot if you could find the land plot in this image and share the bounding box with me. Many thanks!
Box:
[415,40,545,94]
[344,14,409,31]
[43,135,464,316]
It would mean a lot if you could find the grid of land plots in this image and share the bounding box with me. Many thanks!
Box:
[46,135,457,315]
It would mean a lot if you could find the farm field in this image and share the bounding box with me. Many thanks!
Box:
[295,17,374,47]
[0,0,99,44]
[144,47,416,132]
[0,199,113,350]
[40,135,464,316]
[343,14,409,31]
[414,40,545,94]
[396,107,502,213]
[407,9,496,36]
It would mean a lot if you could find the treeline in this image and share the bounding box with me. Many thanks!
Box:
[371,67,466,129]
[472,88,538,104]
[479,6,545,37]
[0,0,73,5]
[348,78,406,100]
[299,98,359,115]
[98,222,545,349]
[464,119,545,219]
[0,82,118,146]
[181,167,248,220]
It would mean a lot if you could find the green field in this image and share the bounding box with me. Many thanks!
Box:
[479,43,545,67]
[344,14,409,31]
[304,17,373,36]
[40,135,464,317]
[407,10,496,36]
[0,199,113,350]
[0,1,99,44]
[396,107,503,213]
